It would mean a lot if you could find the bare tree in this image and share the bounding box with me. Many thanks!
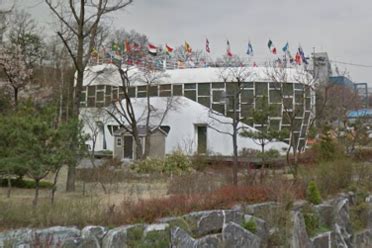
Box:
[265,65,316,177]
[208,56,252,185]
[44,0,132,191]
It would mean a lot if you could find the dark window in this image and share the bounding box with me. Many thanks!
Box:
[184,91,196,101]
[184,83,196,89]
[282,83,293,96]
[212,90,224,102]
[241,104,253,117]
[87,97,95,107]
[283,98,293,110]
[243,82,253,88]
[149,86,158,97]
[255,82,268,96]
[137,92,147,98]
[105,96,111,105]
[269,90,282,103]
[295,92,304,104]
[97,85,105,90]
[123,136,133,159]
[173,85,183,96]
[305,98,311,110]
[96,92,104,101]
[160,91,171,97]
[88,86,96,97]
[198,97,210,107]
[212,104,225,114]
[197,126,207,154]
[198,83,210,96]
[160,84,171,91]
[128,87,136,97]
[270,119,281,130]
[270,104,282,117]
[295,84,304,90]
[241,90,254,104]
[80,92,86,102]
[212,82,224,89]
[105,86,112,95]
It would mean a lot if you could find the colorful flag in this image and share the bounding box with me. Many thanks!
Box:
[124,40,130,53]
[148,42,158,56]
[267,39,277,54]
[298,46,308,64]
[226,40,233,57]
[206,38,210,53]
[165,44,174,54]
[111,42,119,52]
[184,41,192,53]
[295,52,301,65]
[246,41,253,56]
[91,47,98,57]
[282,42,289,53]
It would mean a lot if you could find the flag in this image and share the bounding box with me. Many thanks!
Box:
[124,40,130,53]
[267,39,277,54]
[226,40,233,57]
[295,52,301,65]
[148,42,157,56]
[206,38,210,53]
[111,42,119,52]
[91,47,98,57]
[253,62,257,67]
[184,41,192,53]
[165,44,174,54]
[132,42,141,52]
[246,41,253,56]
[298,46,308,64]
[282,42,289,53]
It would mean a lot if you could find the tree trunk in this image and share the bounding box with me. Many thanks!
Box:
[13,87,18,107]
[7,175,11,198]
[232,94,238,186]
[33,179,40,208]
[51,168,61,205]
[66,163,76,192]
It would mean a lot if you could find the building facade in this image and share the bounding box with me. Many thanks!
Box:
[79,65,315,157]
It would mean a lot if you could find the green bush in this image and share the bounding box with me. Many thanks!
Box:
[242,218,257,233]
[0,178,53,189]
[315,159,353,196]
[306,181,322,205]
[133,151,192,175]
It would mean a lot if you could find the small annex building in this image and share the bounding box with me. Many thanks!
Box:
[113,125,170,160]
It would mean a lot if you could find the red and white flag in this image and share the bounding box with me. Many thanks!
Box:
[206,38,210,53]
[147,42,157,55]
[226,40,233,57]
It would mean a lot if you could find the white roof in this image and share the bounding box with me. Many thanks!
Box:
[81,64,315,87]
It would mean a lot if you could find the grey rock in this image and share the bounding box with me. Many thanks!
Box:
[81,225,108,244]
[184,210,224,237]
[61,236,100,248]
[354,229,372,248]
[196,234,223,248]
[243,202,278,223]
[222,222,261,248]
[102,225,136,248]
[333,197,352,247]
[0,228,33,247]
[311,231,332,248]
[32,226,81,247]
[290,211,312,248]
[244,214,269,248]
[224,210,244,226]
[171,227,196,248]
[143,223,170,247]
[314,204,334,228]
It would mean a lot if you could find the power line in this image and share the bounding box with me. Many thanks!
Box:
[330,60,372,68]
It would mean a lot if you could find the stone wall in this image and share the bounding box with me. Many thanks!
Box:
[1,193,371,248]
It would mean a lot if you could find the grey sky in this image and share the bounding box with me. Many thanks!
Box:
[10,0,372,85]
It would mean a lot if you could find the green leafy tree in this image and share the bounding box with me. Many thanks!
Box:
[241,96,287,161]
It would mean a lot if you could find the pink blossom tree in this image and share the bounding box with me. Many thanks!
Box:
[0,45,32,106]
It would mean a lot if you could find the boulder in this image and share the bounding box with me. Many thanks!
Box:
[171,227,197,248]
[314,204,334,228]
[81,225,108,244]
[333,197,352,247]
[61,236,100,248]
[195,234,223,248]
[102,224,144,248]
[354,228,372,248]
[143,223,170,247]
[244,214,269,247]
[222,222,261,248]
[310,231,332,248]
[290,211,312,248]
[0,228,33,247]
[32,226,81,247]
[184,210,225,237]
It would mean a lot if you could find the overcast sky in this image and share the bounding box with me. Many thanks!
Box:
[8,0,372,85]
